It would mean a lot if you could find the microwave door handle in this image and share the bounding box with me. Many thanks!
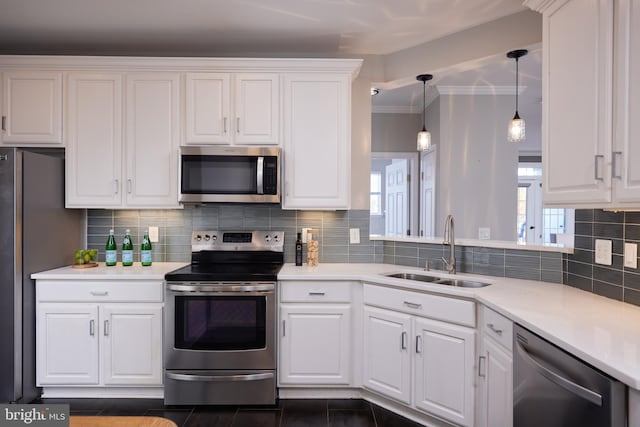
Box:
[257,156,264,194]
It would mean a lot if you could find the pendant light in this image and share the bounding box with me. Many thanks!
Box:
[507,49,528,142]
[416,74,433,151]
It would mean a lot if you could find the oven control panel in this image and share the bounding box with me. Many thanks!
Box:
[191,230,284,252]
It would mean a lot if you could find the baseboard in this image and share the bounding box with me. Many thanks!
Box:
[41,387,164,399]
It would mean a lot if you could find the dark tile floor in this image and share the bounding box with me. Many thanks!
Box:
[38,398,425,427]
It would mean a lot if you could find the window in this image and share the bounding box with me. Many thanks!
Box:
[370,172,382,215]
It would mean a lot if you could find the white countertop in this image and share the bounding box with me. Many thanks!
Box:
[31,262,186,280]
[280,263,640,390]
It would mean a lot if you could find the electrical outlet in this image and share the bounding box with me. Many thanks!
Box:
[148,226,159,243]
[595,239,612,266]
[478,227,491,240]
[349,228,360,244]
[625,243,638,269]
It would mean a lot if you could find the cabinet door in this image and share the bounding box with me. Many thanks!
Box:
[234,73,279,145]
[477,336,513,427]
[125,73,180,207]
[282,74,351,209]
[542,0,613,205]
[414,317,475,427]
[65,73,123,207]
[101,304,163,385]
[363,306,412,405]
[37,303,99,385]
[2,71,62,144]
[280,304,351,385]
[613,0,640,203]
[185,73,231,145]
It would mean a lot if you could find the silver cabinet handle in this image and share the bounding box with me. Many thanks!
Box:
[90,291,109,296]
[127,179,132,194]
[404,301,422,309]
[612,151,623,179]
[401,331,407,350]
[89,320,95,336]
[594,155,605,181]
[308,291,326,296]
[478,355,486,378]
[114,179,119,194]
[223,117,228,134]
[487,323,503,336]
[236,117,240,134]
[1,116,6,132]
[282,320,286,337]
[415,335,422,354]
[104,320,109,336]
[516,341,603,406]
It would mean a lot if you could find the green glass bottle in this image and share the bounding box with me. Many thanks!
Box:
[141,230,152,267]
[122,229,134,266]
[105,229,117,266]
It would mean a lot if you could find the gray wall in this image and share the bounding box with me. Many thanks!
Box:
[436,94,518,240]
[371,113,422,152]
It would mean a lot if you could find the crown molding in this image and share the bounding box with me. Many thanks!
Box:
[522,0,558,13]
[372,105,420,114]
[436,85,526,95]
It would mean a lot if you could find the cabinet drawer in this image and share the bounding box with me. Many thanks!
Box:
[479,305,512,351]
[363,284,475,327]
[36,281,163,303]
[280,281,352,303]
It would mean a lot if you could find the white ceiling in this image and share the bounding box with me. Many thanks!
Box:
[0,0,526,56]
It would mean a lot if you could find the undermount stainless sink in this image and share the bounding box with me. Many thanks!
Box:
[384,272,491,288]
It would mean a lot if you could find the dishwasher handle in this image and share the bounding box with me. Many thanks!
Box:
[516,341,603,407]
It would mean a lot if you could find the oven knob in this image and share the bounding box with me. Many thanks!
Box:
[212,235,217,241]
[204,234,211,241]
[195,235,202,241]
[273,234,279,241]
[265,234,271,242]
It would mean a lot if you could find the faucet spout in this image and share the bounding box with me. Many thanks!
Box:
[443,215,456,274]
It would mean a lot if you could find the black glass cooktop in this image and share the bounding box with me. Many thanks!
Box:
[165,263,283,282]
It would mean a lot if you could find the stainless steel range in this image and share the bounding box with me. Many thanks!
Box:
[164,230,284,405]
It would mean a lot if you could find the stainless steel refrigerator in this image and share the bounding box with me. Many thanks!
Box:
[0,147,83,403]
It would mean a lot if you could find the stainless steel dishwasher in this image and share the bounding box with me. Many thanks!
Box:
[514,324,626,427]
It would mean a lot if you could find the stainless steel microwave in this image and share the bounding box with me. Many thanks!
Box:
[179,146,280,203]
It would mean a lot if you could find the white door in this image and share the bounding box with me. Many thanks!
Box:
[385,160,408,237]
[234,73,279,145]
[542,0,613,204]
[125,73,180,208]
[280,305,351,385]
[2,71,62,144]
[420,148,436,237]
[613,0,640,203]
[478,337,513,427]
[363,306,412,405]
[37,303,99,385]
[185,73,231,145]
[519,178,543,244]
[414,317,475,427]
[101,304,163,385]
[282,74,350,209]
[65,72,123,207]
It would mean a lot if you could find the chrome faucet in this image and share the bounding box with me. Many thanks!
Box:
[442,215,456,274]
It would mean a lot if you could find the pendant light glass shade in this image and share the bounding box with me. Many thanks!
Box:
[507,49,528,142]
[416,74,433,151]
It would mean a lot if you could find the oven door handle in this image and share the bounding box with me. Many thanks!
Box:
[167,283,275,293]
[516,341,603,407]
[166,372,274,383]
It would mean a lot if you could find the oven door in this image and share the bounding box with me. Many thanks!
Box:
[165,282,276,370]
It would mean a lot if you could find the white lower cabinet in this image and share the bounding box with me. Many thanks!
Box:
[36,280,164,392]
[476,306,513,427]
[363,284,476,427]
[279,281,353,386]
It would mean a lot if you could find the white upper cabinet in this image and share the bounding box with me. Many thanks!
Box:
[125,73,180,207]
[2,71,62,145]
[184,72,279,145]
[527,0,640,207]
[66,72,180,209]
[282,73,351,210]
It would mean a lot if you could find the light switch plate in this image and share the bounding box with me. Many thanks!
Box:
[349,228,360,244]
[595,239,612,266]
[625,242,638,269]
[148,226,159,243]
[478,227,491,240]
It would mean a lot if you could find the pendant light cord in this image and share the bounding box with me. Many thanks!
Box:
[515,57,519,113]
[422,80,426,131]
